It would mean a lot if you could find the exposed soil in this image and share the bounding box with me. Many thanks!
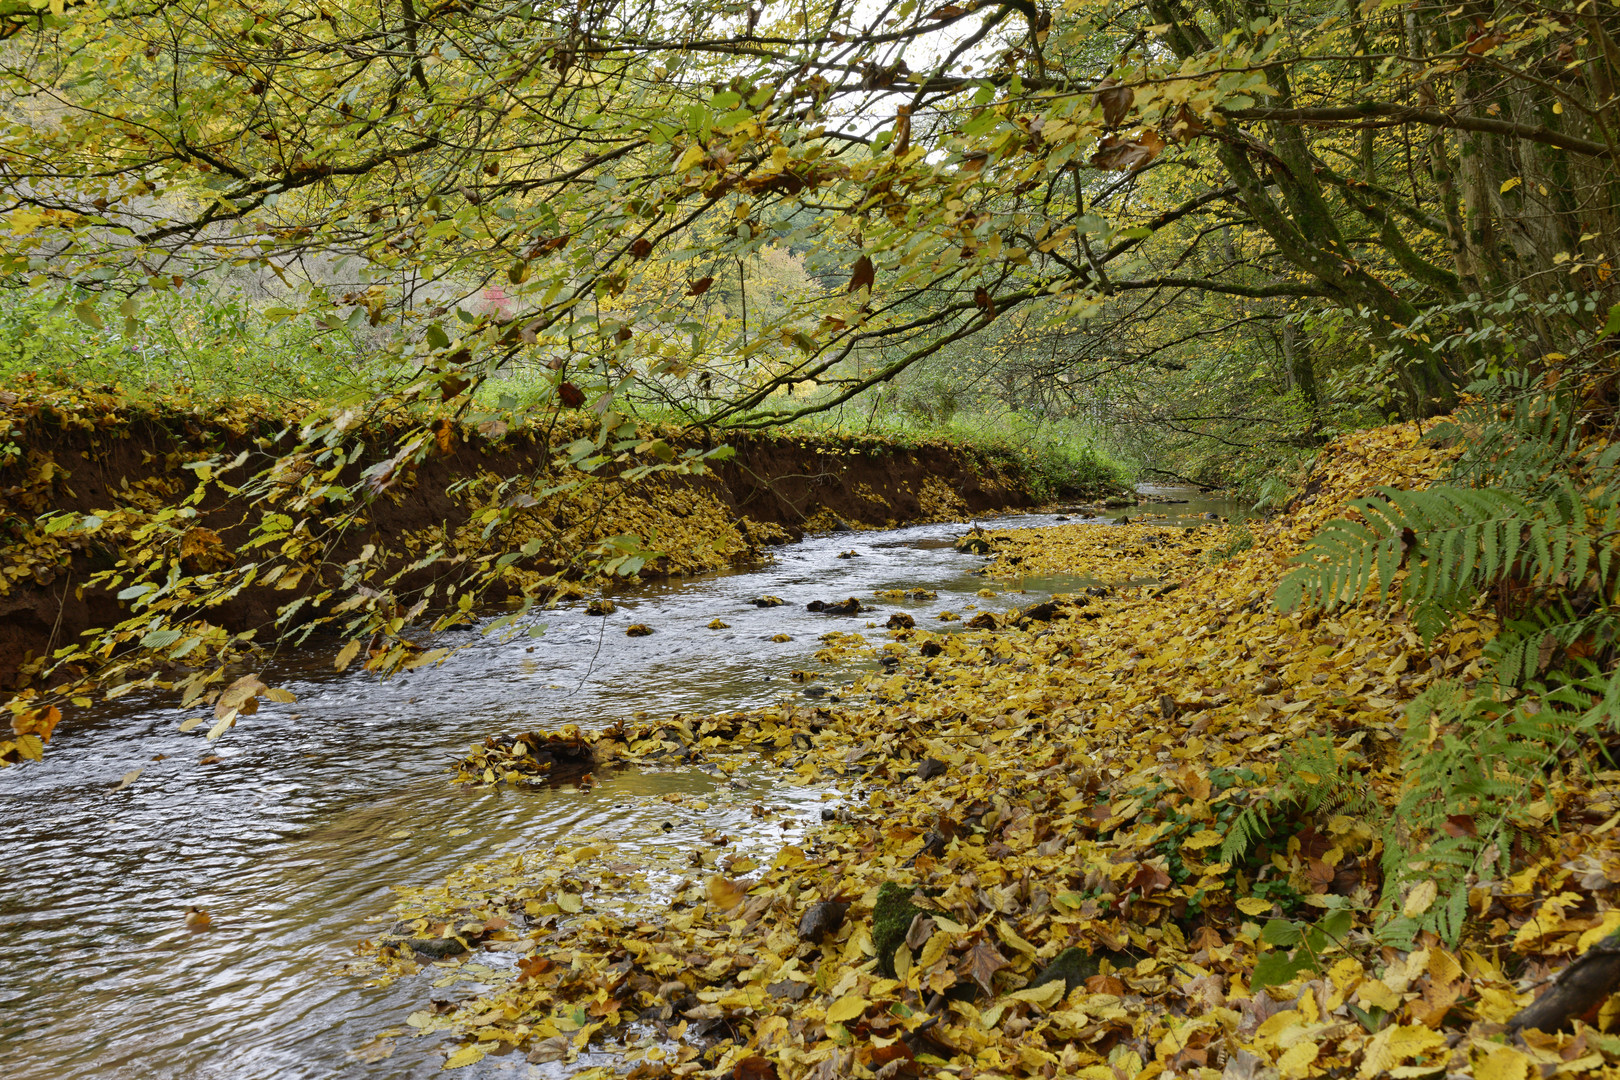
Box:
[0,395,1053,690]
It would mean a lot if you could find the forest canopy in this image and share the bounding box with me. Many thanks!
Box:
[0,0,1615,436]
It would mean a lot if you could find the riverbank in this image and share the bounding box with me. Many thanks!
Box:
[361,419,1620,1079]
[0,385,1109,704]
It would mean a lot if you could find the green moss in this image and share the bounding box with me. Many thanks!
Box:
[870,882,928,978]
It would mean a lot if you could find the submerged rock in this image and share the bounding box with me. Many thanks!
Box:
[807,598,862,615]
[408,935,469,959]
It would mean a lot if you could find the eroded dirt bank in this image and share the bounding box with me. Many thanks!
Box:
[0,388,1063,690]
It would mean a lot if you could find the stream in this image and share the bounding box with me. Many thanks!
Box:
[0,489,1240,1080]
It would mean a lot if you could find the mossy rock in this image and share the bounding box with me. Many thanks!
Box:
[871,882,929,978]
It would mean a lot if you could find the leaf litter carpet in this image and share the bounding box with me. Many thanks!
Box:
[354,421,1620,1080]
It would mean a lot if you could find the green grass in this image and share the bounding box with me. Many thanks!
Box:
[0,289,1130,503]
[782,409,1134,502]
[476,367,1132,500]
[0,286,378,404]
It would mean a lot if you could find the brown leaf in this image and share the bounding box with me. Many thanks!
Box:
[734,1055,778,1080]
[1089,131,1164,172]
[439,374,470,400]
[958,939,1010,997]
[904,913,935,951]
[1443,814,1478,838]
[688,276,715,296]
[558,382,586,408]
[1166,103,1205,140]
[215,673,267,720]
[926,4,966,18]
[849,255,875,293]
[531,234,570,256]
[517,956,554,981]
[1095,77,1135,128]
[973,286,996,320]
[629,237,653,259]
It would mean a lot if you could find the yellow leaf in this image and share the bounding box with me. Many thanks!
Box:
[1357,979,1400,1012]
[557,892,583,913]
[1500,177,1522,194]
[443,1044,486,1069]
[1007,980,1064,1007]
[918,930,951,969]
[706,875,747,911]
[1183,829,1224,850]
[178,716,208,733]
[1359,1024,1446,1078]
[334,638,361,671]
[995,920,1037,956]
[1403,879,1438,917]
[113,767,142,791]
[772,845,807,868]
[825,993,867,1023]
[1277,1041,1318,1079]
[206,711,236,742]
[1236,897,1272,916]
[1472,1045,1530,1080]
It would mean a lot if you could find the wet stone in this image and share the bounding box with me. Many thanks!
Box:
[409,936,469,959]
[767,979,812,1002]
[797,900,849,942]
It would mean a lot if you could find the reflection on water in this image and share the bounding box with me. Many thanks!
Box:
[0,493,1242,1079]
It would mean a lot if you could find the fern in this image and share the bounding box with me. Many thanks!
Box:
[1218,737,1371,866]
[1274,376,1620,946]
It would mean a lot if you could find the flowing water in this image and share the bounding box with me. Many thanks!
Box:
[0,490,1239,1080]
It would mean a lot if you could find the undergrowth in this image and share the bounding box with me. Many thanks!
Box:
[1264,370,1620,946]
[0,285,376,403]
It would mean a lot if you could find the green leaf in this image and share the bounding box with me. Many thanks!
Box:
[1260,918,1303,947]
[1250,947,1315,991]
[1599,303,1620,340]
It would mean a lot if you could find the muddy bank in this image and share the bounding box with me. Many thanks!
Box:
[0,391,1067,690]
